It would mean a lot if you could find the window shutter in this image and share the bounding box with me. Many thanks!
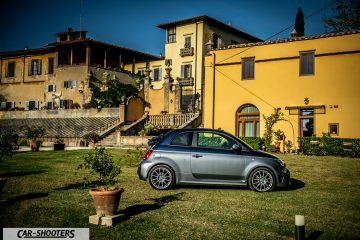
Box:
[64,81,67,88]
[28,62,32,76]
[25,101,29,110]
[5,63,8,77]
[189,65,192,77]
[11,102,15,109]
[1,102,6,109]
[53,84,56,92]
[35,101,39,109]
[181,65,184,78]
[38,60,42,75]
[159,68,162,80]
[72,80,76,88]
[60,100,64,108]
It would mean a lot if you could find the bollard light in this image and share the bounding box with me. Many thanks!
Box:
[295,215,305,240]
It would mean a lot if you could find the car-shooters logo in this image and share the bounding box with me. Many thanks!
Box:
[3,228,89,240]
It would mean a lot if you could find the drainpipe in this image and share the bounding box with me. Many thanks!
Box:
[212,52,216,129]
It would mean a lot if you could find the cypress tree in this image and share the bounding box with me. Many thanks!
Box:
[295,7,305,37]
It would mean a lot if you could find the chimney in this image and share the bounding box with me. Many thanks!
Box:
[291,29,297,38]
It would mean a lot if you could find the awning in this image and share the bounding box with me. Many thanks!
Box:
[285,105,326,115]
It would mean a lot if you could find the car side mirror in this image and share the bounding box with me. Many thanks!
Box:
[231,144,241,153]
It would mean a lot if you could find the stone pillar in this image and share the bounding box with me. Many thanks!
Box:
[174,84,181,113]
[70,47,73,65]
[119,104,125,123]
[86,44,91,66]
[104,49,107,68]
[144,69,152,113]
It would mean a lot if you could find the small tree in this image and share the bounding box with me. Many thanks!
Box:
[263,109,286,151]
[82,132,101,148]
[24,127,45,151]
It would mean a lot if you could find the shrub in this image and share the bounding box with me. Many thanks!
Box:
[82,132,101,147]
[0,129,18,161]
[298,136,360,157]
[240,137,265,150]
[24,127,45,140]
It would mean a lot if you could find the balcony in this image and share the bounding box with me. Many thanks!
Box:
[177,77,194,86]
[180,47,194,57]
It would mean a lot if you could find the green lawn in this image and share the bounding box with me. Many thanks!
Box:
[0,150,359,240]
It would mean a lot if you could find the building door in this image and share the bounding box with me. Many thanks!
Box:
[180,86,193,113]
[236,104,260,137]
[299,109,314,137]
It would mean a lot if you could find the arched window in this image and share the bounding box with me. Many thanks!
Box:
[236,104,260,137]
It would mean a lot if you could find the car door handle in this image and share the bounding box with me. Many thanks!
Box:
[192,154,203,158]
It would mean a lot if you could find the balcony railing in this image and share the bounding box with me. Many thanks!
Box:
[148,113,197,128]
[180,47,194,57]
[177,77,194,86]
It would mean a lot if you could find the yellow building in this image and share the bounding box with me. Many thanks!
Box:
[125,16,260,115]
[0,28,161,111]
[204,31,360,145]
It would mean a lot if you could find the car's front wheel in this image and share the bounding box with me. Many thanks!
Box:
[148,165,175,190]
[249,168,275,192]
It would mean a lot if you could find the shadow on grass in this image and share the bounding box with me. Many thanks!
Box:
[307,230,323,240]
[118,192,185,220]
[0,170,46,178]
[0,192,49,206]
[283,178,305,191]
[53,181,102,191]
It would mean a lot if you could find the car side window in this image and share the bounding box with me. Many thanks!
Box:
[170,132,193,146]
[197,132,235,150]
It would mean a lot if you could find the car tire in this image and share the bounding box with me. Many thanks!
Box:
[248,167,275,192]
[148,165,175,190]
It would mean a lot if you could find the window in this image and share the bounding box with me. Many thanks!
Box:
[181,64,192,78]
[170,132,193,146]
[242,58,254,80]
[137,69,146,76]
[25,101,39,110]
[151,68,162,81]
[28,59,42,76]
[236,104,260,137]
[48,58,54,74]
[46,84,56,92]
[197,132,235,150]
[329,123,339,136]
[60,99,73,109]
[0,102,15,110]
[184,36,191,48]
[5,62,15,77]
[300,52,314,75]
[167,26,176,43]
[64,80,76,89]
[45,101,54,109]
[300,108,314,137]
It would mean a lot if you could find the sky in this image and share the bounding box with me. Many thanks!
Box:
[0,0,337,55]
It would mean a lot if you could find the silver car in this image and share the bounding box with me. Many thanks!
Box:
[138,128,290,192]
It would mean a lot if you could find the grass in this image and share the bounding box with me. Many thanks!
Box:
[0,149,360,240]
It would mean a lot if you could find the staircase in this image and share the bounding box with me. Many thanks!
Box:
[97,131,117,146]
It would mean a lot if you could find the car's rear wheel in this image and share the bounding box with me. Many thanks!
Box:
[249,168,275,192]
[149,165,175,190]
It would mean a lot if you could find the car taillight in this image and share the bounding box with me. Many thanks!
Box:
[143,150,153,160]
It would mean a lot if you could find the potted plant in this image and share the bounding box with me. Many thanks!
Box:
[273,129,285,153]
[54,135,65,151]
[24,127,45,152]
[78,147,123,216]
[82,132,101,148]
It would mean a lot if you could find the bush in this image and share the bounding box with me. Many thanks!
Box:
[24,127,45,140]
[240,137,265,150]
[298,135,360,157]
[0,129,18,161]
[82,132,101,146]
[78,147,121,190]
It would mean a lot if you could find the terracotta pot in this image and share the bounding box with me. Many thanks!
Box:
[89,187,124,216]
[29,140,41,151]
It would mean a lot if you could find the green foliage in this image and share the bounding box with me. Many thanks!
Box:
[263,109,286,151]
[323,0,360,32]
[55,135,64,144]
[273,129,285,141]
[82,132,100,144]
[0,129,18,161]
[24,127,45,140]
[295,7,305,36]
[124,149,144,167]
[138,122,154,136]
[198,136,222,147]
[78,147,121,190]
[89,78,138,108]
[240,137,265,150]
[299,135,360,157]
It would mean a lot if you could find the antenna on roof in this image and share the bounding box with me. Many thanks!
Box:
[79,0,83,36]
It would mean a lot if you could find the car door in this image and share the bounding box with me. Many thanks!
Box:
[190,131,247,181]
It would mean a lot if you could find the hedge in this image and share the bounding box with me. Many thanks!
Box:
[240,137,265,150]
[298,136,360,158]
